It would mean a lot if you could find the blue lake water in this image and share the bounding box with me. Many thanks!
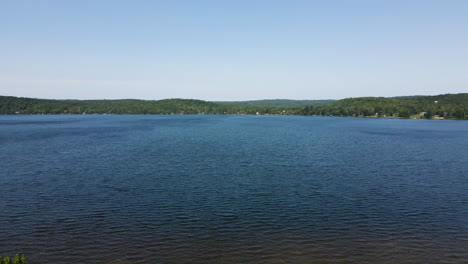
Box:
[0,115,467,264]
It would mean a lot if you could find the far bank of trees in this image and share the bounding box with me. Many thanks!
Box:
[302,94,468,120]
[0,96,301,115]
[1,93,467,119]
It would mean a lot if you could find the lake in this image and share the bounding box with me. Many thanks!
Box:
[0,115,467,264]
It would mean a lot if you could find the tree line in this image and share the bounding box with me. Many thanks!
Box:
[1,93,467,119]
[0,96,301,115]
[302,93,468,119]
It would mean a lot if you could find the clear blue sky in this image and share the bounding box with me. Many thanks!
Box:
[1,0,467,100]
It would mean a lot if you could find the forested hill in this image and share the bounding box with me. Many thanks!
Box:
[215,99,334,107]
[303,93,468,119]
[0,96,302,115]
[1,93,467,119]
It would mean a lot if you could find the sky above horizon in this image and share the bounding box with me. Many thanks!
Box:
[1,0,467,100]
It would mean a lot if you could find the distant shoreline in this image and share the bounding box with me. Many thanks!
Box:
[0,113,463,121]
[1,93,467,120]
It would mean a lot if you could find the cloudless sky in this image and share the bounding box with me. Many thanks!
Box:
[1,0,467,100]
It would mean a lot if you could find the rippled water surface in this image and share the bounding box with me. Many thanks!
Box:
[1,115,467,264]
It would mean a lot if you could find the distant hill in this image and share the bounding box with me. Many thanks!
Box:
[0,96,222,115]
[214,99,334,107]
[303,93,468,119]
[0,96,301,115]
[1,93,467,119]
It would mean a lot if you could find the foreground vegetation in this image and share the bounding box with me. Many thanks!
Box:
[0,254,27,264]
[1,93,467,119]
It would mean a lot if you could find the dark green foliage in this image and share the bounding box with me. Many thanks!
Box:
[0,255,27,264]
[302,93,468,120]
[19,255,27,264]
[0,96,302,115]
[1,93,467,119]
[12,255,19,264]
[2,256,10,264]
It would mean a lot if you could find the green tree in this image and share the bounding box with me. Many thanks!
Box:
[12,255,19,264]
[399,110,410,118]
[20,255,27,264]
[2,256,11,264]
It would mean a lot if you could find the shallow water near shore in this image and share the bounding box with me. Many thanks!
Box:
[1,115,467,264]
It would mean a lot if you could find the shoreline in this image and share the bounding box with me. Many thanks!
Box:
[0,113,465,120]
